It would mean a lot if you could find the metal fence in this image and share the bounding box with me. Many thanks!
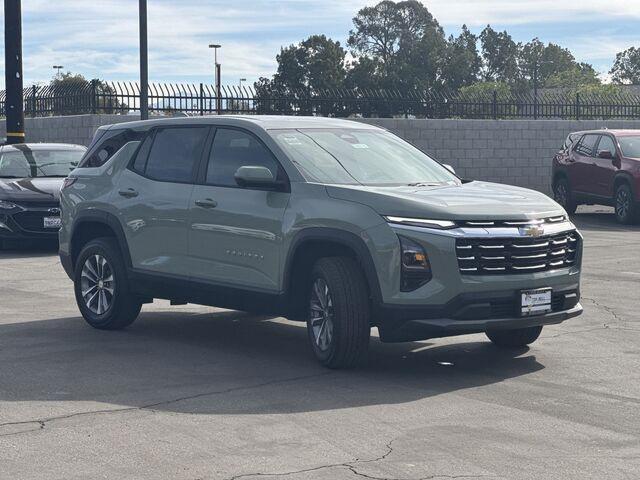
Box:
[3,81,640,120]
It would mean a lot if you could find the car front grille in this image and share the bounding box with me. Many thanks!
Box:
[12,210,60,233]
[456,230,579,275]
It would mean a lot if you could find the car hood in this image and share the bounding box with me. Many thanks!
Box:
[0,177,63,202]
[326,181,565,220]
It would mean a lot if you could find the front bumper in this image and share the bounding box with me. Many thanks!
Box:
[375,285,582,342]
[0,206,61,242]
[381,304,582,342]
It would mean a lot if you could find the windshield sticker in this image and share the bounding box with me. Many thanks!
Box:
[282,135,303,146]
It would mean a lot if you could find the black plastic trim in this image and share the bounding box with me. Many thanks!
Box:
[283,227,383,306]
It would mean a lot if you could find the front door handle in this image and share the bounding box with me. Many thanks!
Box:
[118,188,139,198]
[195,198,218,209]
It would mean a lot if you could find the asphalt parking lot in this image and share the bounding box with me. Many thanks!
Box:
[0,206,638,480]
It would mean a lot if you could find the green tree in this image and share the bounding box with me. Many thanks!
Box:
[610,47,640,84]
[49,72,126,114]
[253,35,347,115]
[441,25,482,91]
[347,0,447,91]
[545,63,600,89]
[479,26,519,83]
[266,35,347,92]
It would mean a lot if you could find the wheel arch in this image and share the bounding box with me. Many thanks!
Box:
[613,172,635,198]
[283,228,382,320]
[70,211,132,272]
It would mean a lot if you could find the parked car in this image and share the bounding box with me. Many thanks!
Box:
[0,143,86,248]
[553,129,640,224]
[59,116,583,368]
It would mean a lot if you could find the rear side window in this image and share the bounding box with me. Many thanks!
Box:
[79,129,145,168]
[206,128,280,187]
[574,134,598,157]
[143,127,209,183]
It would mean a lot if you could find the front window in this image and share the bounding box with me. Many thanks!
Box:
[617,136,640,159]
[270,128,458,186]
[0,148,85,178]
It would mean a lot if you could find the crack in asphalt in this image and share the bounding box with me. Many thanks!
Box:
[226,439,491,480]
[582,296,625,325]
[0,371,331,438]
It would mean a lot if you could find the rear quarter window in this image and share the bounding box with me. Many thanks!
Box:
[78,128,146,168]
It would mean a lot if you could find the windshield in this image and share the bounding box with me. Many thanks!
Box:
[617,136,640,159]
[270,128,458,186]
[0,148,84,178]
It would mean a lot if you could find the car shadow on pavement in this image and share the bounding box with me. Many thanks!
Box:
[0,241,58,259]
[572,207,640,232]
[0,309,543,416]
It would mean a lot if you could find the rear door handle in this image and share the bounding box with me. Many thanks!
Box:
[118,188,139,198]
[195,198,218,209]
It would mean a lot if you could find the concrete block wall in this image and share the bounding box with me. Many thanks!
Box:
[4,114,640,194]
[0,114,139,147]
[357,118,640,194]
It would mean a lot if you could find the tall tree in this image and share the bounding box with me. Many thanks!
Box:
[268,35,347,92]
[479,26,519,83]
[610,47,640,84]
[347,0,447,90]
[442,25,482,91]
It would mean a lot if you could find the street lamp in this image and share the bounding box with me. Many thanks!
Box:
[209,44,222,113]
[239,78,247,88]
[53,65,64,77]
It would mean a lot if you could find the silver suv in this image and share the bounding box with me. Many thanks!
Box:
[59,116,583,368]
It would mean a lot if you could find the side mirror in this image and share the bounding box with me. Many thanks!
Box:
[443,164,456,175]
[234,165,278,189]
[598,150,614,159]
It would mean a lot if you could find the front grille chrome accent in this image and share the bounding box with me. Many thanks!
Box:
[456,231,579,275]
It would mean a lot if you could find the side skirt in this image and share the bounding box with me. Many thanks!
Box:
[128,269,292,318]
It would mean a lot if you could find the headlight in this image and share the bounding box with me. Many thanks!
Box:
[385,216,456,229]
[399,236,432,292]
[0,200,18,210]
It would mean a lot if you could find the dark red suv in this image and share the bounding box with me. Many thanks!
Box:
[553,130,640,224]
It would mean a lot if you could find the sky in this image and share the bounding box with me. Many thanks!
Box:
[0,0,639,88]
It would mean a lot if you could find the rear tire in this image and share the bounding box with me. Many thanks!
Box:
[74,237,142,330]
[614,183,637,225]
[486,326,543,348]
[306,257,370,369]
[553,177,577,215]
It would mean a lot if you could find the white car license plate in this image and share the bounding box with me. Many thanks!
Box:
[43,216,61,229]
[521,288,552,316]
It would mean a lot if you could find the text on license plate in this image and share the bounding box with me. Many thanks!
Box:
[43,216,61,229]
[521,288,552,316]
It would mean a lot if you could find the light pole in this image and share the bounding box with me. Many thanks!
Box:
[4,0,25,144]
[239,78,247,89]
[209,44,222,113]
[139,0,149,120]
[53,65,64,78]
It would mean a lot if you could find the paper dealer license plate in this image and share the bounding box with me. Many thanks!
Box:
[520,288,552,317]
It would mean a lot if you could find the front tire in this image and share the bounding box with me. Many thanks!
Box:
[74,237,142,330]
[486,326,542,348]
[553,177,577,215]
[614,183,637,225]
[306,257,370,369]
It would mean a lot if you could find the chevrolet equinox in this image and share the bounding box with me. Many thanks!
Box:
[59,116,583,368]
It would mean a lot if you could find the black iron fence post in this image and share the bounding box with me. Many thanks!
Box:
[492,90,498,120]
[31,84,37,118]
[576,93,580,121]
[200,83,204,116]
[90,79,97,114]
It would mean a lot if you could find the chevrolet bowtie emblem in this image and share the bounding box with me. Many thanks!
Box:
[521,224,545,237]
